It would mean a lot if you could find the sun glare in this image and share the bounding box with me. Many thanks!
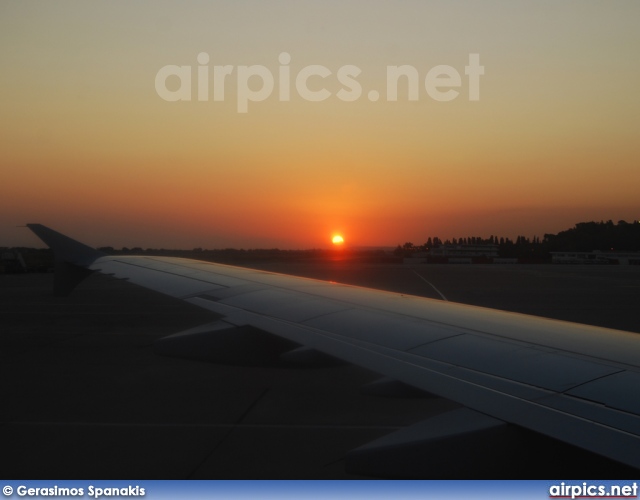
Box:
[332,235,344,245]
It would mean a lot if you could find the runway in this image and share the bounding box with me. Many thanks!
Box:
[2,262,639,478]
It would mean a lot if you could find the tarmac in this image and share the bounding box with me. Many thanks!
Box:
[2,262,639,478]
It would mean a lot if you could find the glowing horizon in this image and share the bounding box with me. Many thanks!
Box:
[2,1,639,250]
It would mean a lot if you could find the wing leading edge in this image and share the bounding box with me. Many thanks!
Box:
[27,224,640,470]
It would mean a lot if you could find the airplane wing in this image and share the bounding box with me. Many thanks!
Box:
[27,224,640,475]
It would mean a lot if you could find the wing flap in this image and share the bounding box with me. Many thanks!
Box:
[568,371,640,414]
[410,334,622,392]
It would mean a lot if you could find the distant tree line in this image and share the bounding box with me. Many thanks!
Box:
[543,220,640,252]
[5,220,640,273]
[396,220,640,259]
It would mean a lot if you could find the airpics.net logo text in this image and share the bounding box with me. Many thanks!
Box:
[155,52,484,113]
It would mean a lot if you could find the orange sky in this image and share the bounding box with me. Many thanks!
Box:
[2,2,639,249]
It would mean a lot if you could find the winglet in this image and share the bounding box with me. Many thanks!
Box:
[27,224,105,266]
[27,224,106,295]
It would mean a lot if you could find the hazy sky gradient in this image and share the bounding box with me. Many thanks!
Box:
[2,1,639,248]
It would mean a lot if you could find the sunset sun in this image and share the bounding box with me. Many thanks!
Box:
[332,235,344,246]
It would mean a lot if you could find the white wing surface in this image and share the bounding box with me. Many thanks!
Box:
[27,224,640,471]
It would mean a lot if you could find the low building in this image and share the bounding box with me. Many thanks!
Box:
[426,244,499,264]
[551,251,640,265]
[429,244,499,258]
